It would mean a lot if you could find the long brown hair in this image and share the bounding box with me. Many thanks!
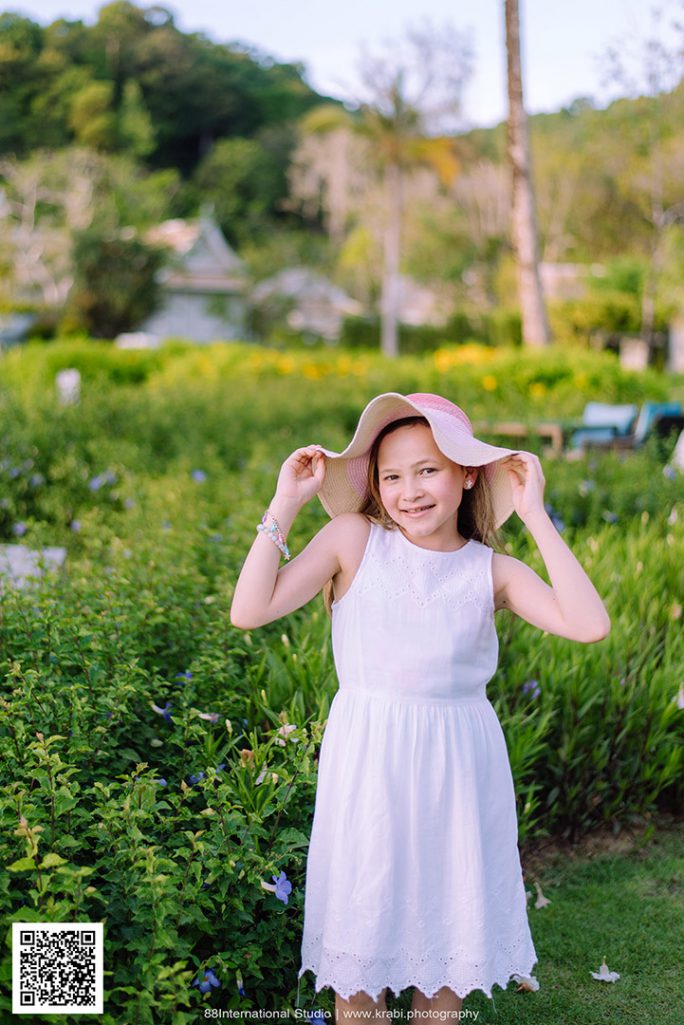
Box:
[321,416,504,618]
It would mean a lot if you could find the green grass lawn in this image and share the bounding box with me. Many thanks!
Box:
[377,815,684,1023]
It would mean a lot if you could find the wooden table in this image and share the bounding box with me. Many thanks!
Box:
[473,420,565,457]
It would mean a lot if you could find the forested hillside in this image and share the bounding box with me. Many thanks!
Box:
[2,1,684,344]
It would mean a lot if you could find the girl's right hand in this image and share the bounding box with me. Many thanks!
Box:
[275,445,327,505]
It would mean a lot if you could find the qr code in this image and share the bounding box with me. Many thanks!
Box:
[12,922,103,1014]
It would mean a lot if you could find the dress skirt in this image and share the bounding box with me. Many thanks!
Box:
[297,685,538,1002]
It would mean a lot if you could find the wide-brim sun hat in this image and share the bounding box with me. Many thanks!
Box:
[316,392,523,530]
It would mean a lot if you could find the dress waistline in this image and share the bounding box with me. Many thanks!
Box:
[335,686,490,707]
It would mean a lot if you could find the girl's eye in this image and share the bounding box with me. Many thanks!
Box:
[383,468,437,482]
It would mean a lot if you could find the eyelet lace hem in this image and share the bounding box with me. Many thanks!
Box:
[297,938,539,1002]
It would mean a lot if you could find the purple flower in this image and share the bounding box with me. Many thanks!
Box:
[273,870,292,905]
[663,465,676,480]
[12,522,27,537]
[213,762,226,775]
[89,470,117,491]
[544,503,565,532]
[156,777,167,787]
[29,473,44,487]
[191,469,207,483]
[602,510,618,524]
[151,700,173,723]
[193,967,220,993]
[123,498,135,509]
[188,771,205,785]
[70,519,81,532]
[175,670,192,686]
[522,679,541,699]
[308,1012,327,1023]
[162,520,171,530]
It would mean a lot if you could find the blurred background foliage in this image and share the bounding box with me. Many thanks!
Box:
[0,339,682,1017]
[3,2,684,346]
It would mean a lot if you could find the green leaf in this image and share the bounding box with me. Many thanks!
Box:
[39,852,69,869]
[119,748,143,762]
[8,857,36,871]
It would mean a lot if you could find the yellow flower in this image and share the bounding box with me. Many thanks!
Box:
[530,381,546,398]
[482,374,498,392]
[434,350,459,373]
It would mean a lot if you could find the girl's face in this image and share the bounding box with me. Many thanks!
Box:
[376,423,477,545]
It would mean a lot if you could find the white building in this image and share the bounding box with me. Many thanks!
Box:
[251,267,363,342]
[139,211,248,343]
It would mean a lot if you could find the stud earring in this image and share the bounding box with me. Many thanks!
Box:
[464,477,473,489]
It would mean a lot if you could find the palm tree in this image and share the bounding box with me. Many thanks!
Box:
[295,23,472,358]
[504,0,551,347]
[354,89,461,357]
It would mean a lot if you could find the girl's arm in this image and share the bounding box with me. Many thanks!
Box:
[492,453,611,643]
[230,445,340,630]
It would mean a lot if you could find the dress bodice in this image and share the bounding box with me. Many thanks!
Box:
[331,520,499,703]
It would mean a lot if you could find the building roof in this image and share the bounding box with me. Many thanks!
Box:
[146,211,247,294]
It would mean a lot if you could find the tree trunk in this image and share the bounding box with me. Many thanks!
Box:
[504,0,551,347]
[381,161,402,358]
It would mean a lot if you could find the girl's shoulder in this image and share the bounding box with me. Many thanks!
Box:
[490,550,536,613]
[328,513,373,605]
[330,512,373,566]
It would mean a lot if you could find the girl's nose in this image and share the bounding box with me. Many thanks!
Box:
[403,485,425,501]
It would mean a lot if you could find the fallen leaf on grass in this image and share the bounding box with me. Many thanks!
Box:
[534,881,551,908]
[512,974,540,992]
[590,957,620,982]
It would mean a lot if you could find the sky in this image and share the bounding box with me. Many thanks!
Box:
[11,0,674,127]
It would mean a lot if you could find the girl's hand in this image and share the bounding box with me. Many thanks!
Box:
[275,444,327,506]
[499,451,546,523]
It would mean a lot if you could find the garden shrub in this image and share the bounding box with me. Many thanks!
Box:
[0,338,682,1018]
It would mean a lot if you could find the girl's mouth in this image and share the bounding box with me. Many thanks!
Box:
[404,505,434,516]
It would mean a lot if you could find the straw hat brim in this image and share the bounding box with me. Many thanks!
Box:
[316,393,522,529]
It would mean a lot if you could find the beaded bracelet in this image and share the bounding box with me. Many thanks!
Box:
[256,509,291,561]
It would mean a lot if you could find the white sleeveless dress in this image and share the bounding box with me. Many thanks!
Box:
[297,519,538,1002]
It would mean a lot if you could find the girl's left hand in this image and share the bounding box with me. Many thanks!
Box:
[499,452,546,522]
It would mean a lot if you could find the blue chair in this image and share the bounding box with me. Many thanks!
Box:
[570,402,639,450]
[631,401,684,447]
[569,400,683,451]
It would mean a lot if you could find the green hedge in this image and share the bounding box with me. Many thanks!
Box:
[0,339,682,1019]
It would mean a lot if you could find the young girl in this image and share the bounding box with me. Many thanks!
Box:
[230,392,610,1021]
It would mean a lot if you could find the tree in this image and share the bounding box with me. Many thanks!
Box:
[292,21,472,357]
[0,4,323,176]
[601,3,684,356]
[0,146,179,316]
[191,130,294,246]
[504,0,551,346]
[65,222,164,337]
